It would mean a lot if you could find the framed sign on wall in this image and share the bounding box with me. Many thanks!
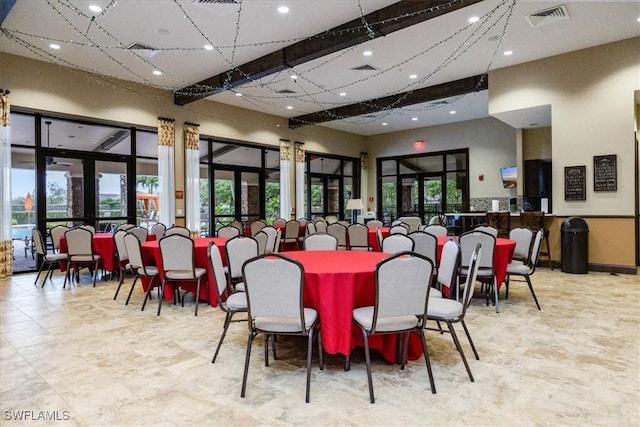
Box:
[564,165,586,201]
[593,154,617,191]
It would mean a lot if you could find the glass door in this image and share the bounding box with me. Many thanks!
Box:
[423,175,444,224]
[211,168,264,230]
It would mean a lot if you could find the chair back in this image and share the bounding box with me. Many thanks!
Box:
[324,215,338,224]
[381,234,414,254]
[218,225,240,239]
[486,212,510,238]
[123,233,145,272]
[428,215,445,226]
[438,238,461,290]
[461,244,482,315]
[254,230,269,254]
[528,229,544,272]
[389,224,408,235]
[408,231,437,262]
[116,224,135,232]
[50,225,69,252]
[273,228,282,253]
[261,226,278,253]
[347,223,369,250]
[250,220,267,237]
[65,228,94,257]
[423,225,447,237]
[273,218,287,227]
[509,227,534,262]
[474,225,498,237]
[229,220,244,233]
[113,230,129,262]
[284,220,301,241]
[303,233,338,251]
[159,234,195,272]
[305,221,317,236]
[151,223,166,238]
[165,226,190,237]
[314,220,327,233]
[127,226,148,242]
[243,254,305,329]
[80,224,96,234]
[296,218,308,225]
[366,220,383,229]
[225,235,259,279]
[32,229,46,257]
[398,217,422,233]
[459,230,495,270]
[519,211,545,231]
[372,252,433,333]
[376,228,384,249]
[209,242,231,302]
[326,223,347,249]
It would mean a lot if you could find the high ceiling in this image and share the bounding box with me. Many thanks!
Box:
[1,0,638,136]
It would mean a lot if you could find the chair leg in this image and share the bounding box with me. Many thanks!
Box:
[418,329,436,394]
[544,233,553,270]
[63,264,70,288]
[194,278,201,316]
[45,262,56,284]
[125,275,140,305]
[264,334,270,367]
[212,312,233,363]
[344,355,350,371]
[317,329,324,370]
[305,329,314,403]
[525,275,541,310]
[360,327,375,404]
[157,280,166,316]
[34,260,45,285]
[448,321,474,382]
[141,277,156,312]
[113,269,125,300]
[460,319,479,360]
[92,260,99,287]
[240,332,254,398]
[504,275,510,299]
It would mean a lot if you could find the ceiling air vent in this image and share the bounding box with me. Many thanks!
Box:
[526,4,570,28]
[351,64,378,71]
[193,0,239,4]
[276,89,296,94]
[126,42,159,58]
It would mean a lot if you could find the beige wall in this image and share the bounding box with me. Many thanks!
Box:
[522,127,552,161]
[489,37,640,217]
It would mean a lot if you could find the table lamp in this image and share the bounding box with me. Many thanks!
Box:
[346,198,364,224]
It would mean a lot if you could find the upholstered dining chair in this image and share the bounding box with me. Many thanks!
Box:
[282,220,302,250]
[225,235,259,291]
[314,220,327,233]
[389,224,409,235]
[49,225,69,254]
[366,220,383,229]
[64,227,101,288]
[423,224,448,237]
[115,223,135,232]
[260,226,278,253]
[486,211,511,238]
[459,230,497,311]
[434,238,461,299]
[347,223,370,251]
[509,227,534,265]
[272,218,287,227]
[241,253,324,403]
[519,211,553,269]
[123,233,159,308]
[209,242,248,364]
[229,220,244,233]
[164,225,190,237]
[150,222,166,239]
[158,234,207,316]
[352,251,435,403]
[474,225,498,237]
[381,234,414,254]
[112,230,130,300]
[127,226,148,242]
[80,224,96,234]
[408,231,437,265]
[303,233,338,251]
[32,228,67,287]
[253,230,268,255]
[326,223,347,250]
[249,219,267,237]
[505,229,543,310]
[217,225,240,239]
[304,221,317,236]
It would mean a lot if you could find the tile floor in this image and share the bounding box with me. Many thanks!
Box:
[1,267,639,426]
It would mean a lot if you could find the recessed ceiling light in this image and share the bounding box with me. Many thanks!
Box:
[278,6,289,14]
[409,74,417,79]
[450,110,456,115]
[363,50,372,56]
[468,16,479,23]
[411,117,418,121]
[204,44,213,51]
[339,92,346,97]
[235,92,242,97]
[153,70,162,75]
[286,106,293,110]
[89,5,102,13]
[49,43,60,50]
[637,17,640,22]
[503,50,513,56]
[382,122,388,126]
[290,75,298,80]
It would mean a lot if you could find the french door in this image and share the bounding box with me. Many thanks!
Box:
[36,149,135,233]
[210,167,264,230]
[398,173,444,223]
[308,174,344,219]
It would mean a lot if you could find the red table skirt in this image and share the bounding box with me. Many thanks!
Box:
[367,227,390,251]
[140,237,228,306]
[281,250,423,363]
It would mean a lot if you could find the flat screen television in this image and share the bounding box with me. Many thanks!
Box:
[500,166,517,188]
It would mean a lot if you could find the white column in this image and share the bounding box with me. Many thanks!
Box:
[184,123,200,235]
[295,142,305,219]
[360,152,369,213]
[279,140,291,220]
[0,91,12,277]
[157,118,175,227]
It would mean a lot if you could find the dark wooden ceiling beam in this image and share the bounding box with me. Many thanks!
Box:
[174,0,483,105]
[288,74,488,128]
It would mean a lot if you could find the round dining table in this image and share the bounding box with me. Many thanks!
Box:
[280,250,424,363]
[140,237,228,305]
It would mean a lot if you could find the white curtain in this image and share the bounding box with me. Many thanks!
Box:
[279,140,291,220]
[157,118,175,227]
[295,142,305,219]
[184,123,200,236]
[0,91,12,277]
[360,152,369,214]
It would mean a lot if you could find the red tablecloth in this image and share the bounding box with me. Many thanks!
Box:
[59,233,156,273]
[280,250,423,363]
[140,237,228,306]
[436,236,515,290]
[367,227,390,251]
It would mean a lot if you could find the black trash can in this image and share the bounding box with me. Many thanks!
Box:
[561,217,589,274]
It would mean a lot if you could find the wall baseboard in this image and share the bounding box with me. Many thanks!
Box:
[537,261,637,275]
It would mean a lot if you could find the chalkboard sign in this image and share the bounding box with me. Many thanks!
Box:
[564,165,586,201]
[593,154,617,191]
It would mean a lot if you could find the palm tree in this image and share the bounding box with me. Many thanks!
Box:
[137,176,159,194]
